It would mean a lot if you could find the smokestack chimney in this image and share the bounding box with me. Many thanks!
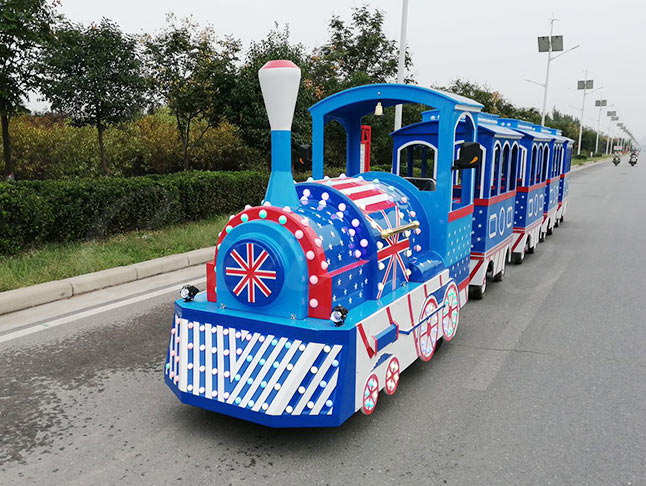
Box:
[258,60,301,208]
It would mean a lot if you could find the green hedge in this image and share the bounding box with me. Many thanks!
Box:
[0,171,269,255]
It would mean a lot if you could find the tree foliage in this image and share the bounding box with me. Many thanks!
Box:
[229,24,317,159]
[144,15,241,170]
[40,18,147,174]
[314,5,412,91]
[0,0,58,179]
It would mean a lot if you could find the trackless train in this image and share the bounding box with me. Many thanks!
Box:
[164,60,573,427]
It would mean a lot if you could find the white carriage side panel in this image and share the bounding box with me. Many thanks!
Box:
[353,270,449,412]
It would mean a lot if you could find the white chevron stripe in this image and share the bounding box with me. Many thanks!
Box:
[312,369,339,415]
[267,343,324,415]
[239,337,288,408]
[232,333,260,375]
[205,323,212,399]
[228,329,237,380]
[293,345,342,415]
[355,193,390,209]
[227,335,274,404]
[178,319,189,392]
[216,325,225,402]
[252,340,301,412]
[192,323,200,395]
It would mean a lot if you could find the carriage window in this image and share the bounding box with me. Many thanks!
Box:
[398,144,436,191]
[536,147,543,184]
[541,146,549,182]
[529,147,536,186]
[474,154,483,198]
[501,145,510,194]
[491,145,501,196]
[509,146,519,191]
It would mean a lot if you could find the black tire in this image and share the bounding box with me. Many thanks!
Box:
[470,280,486,300]
[493,263,505,282]
[527,243,536,254]
[539,232,545,242]
[547,226,553,236]
[511,252,524,264]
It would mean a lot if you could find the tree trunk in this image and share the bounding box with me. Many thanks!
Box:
[1,113,14,180]
[183,119,191,171]
[97,122,107,175]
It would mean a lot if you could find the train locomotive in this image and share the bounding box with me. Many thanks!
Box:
[164,60,573,427]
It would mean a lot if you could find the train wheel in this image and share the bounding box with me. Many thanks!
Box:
[442,283,460,341]
[493,261,505,282]
[547,225,554,235]
[361,374,379,415]
[417,296,439,361]
[527,240,536,254]
[511,251,524,265]
[470,278,486,300]
[384,358,400,395]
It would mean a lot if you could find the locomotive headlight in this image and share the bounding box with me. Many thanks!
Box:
[180,285,200,302]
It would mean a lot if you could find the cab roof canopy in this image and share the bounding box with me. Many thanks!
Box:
[308,83,483,179]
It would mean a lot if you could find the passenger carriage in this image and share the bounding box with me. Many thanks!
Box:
[467,113,522,298]
[534,124,564,236]
[556,136,574,223]
[497,118,551,262]
[164,61,484,427]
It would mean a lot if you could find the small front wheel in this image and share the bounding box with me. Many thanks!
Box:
[361,374,379,415]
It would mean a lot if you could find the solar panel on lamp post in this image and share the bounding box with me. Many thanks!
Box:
[529,16,579,127]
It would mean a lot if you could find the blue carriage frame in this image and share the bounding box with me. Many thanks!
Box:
[310,84,483,301]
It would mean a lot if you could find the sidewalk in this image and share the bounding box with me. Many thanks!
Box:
[0,246,214,315]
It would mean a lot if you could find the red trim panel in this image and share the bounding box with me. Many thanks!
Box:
[474,190,517,206]
[517,181,547,192]
[448,204,474,222]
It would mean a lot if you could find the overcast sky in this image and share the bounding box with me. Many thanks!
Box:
[38,0,645,145]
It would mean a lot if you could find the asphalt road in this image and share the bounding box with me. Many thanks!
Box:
[1,159,644,485]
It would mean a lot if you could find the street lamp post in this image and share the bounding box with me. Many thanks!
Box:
[575,73,603,155]
[610,115,619,154]
[594,98,607,154]
[393,0,409,131]
[528,16,579,127]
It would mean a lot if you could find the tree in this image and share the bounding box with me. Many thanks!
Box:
[40,18,147,174]
[0,0,58,180]
[229,24,317,159]
[144,16,240,171]
[442,79,540,123]
[314,5,412,91]
[310,6,413,168]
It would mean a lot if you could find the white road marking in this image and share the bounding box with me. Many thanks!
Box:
[0,278,205,345]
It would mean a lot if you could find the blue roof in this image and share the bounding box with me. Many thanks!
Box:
[479,121,523,139]
[513,128,553,142]
[309,83,483,122]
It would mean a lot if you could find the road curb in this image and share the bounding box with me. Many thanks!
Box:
[572,157,611,172]
[0,247,215,316]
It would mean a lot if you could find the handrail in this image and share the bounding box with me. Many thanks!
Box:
[380,221,420,239]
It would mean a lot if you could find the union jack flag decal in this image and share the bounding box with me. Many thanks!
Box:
[370,207,410,299]
[224,242,281,305]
